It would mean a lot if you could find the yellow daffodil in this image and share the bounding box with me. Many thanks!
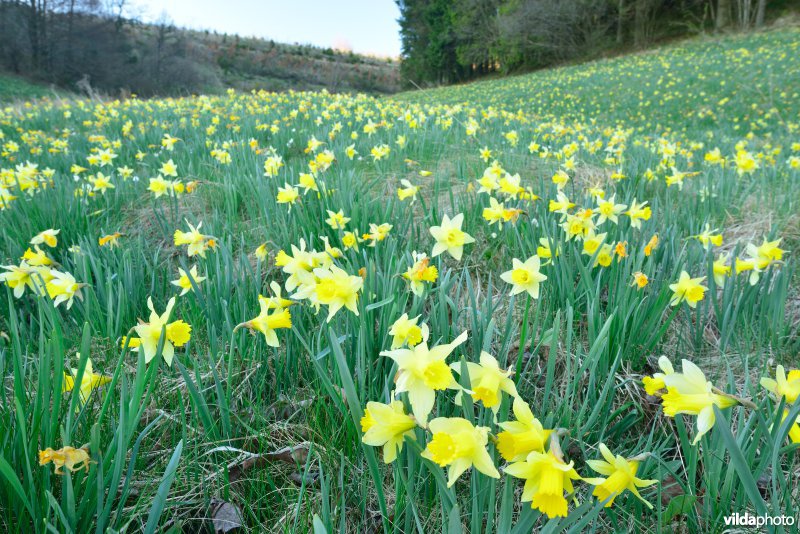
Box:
[132,297,192,366]
[0,261,49,298]
[174,221,215,258]
[159,159,178,177]
[403,252,438,296]
[584,444,657,508]
[325,209,350,230]
[712,253,732,287]
[380,325,468,425]
[632,271,649,289]
[691,224,723,250]
[236,299,292,347]
[259,281,295,311]
[654,358,739,444]
[39,446,92,474]
[596,195,626,225]
[500,255,547,298]
[255,242,268,260]
[644,234,659,256]
[363,222,392,246]
[451,351,517,412]
[98,232,123,247]
[264,155,284,177]
[430,213,474,261]
[497,397,552,461]
[669,271,707,308]
[298,172,318,193]
[361,400,417,463]
[294,265,363,322]
[276,183,300,208]
[389,313,423,349]
[63,357,111,410]
[505,440,581,518]
[45,269,85,308]
[761,365,800,404]
[22,246,53,266]
[31,228,60,248]
[421,417,500,487]
[397,179,419,202]
[625,199,651,229]
[537,238,558,261]
[642,356,674,395]
[171,266,206,296]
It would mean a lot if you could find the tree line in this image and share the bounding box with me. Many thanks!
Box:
[395,0,787,86]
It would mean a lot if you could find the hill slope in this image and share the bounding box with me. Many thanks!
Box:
[0,3,399,98]
[394,27,800,138]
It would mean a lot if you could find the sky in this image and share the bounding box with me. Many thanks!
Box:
[130,0,402,58]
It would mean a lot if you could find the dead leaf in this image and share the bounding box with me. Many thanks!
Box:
[289,471,319,486]
[227,455,267,483]
[265,443,310,465]
[267,393,314,420]
[210,498,244,533]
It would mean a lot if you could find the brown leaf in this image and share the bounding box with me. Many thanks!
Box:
[289,471,319,486]
[267,394,314,420]
[265,443,310,465]
[210,498,244,533]
[227,455,267,483]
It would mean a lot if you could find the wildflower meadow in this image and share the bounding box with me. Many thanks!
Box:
[0,26,799,533]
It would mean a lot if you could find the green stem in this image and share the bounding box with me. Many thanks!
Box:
[514,294,531,377]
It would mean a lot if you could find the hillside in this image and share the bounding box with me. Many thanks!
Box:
[0,3,400,98]
[0,73,61,101]
[0,25,799,534]
[394,27,800,137]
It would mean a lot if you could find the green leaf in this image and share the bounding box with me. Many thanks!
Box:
[712,405,768,516]
[662,495,696,525]
[144,440,184,534]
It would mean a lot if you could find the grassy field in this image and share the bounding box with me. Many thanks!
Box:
[0,73,62,102]
[0,26,798,533]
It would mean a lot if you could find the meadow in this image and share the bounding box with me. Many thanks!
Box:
[0,26,799,533]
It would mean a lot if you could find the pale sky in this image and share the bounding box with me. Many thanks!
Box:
[130,0,402,58]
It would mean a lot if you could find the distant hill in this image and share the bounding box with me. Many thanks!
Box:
[0,2,400,98]
[181,29,400,95]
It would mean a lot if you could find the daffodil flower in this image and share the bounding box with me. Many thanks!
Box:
[402,252,437,296]
[500,255,547,298]
[761,365,800,404]
[360,400,417,463]
[421,417,500,487]
[429,213,474,261]
[380,325,468,425]
[31,228,60,248]
[171,266,206,296]
[504,437,581,519]
[669,271,707,308]
[132,297,192,367]
[63,357,111,410]
[45,270,85,308]
[174,221,215,258]
[584,444,657,508]
[657,358,739,444]
[451,351,517,413]
[497,397,552,462]
[388,313,423,349]
[235,299,292,348]
[39,446,92,474]
[293,264,363,322]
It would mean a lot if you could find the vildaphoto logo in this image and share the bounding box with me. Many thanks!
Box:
[723,512,796,527]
